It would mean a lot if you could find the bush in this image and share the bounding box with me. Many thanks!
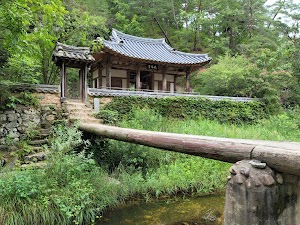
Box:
[99,96,268,124]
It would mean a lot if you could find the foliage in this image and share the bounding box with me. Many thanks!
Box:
[99,96,268,125]
[95,109,119,125]
[0,122,230,225]
[48,121,88,155]
[0,81,39,110]
[192,54,298,108]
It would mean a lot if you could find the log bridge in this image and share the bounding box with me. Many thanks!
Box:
[79,123,300,225]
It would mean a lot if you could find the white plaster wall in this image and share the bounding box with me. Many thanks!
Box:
[154,73,174,82]
[170,83,175,93]
[154,73,162,81]
[101,69,127,78]
[92,70,98,79]
[154,81,158,91]
[167,75,174,82]
[102,77,106,88]
[122,79,127,89]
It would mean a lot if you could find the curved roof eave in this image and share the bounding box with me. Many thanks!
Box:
[104,47,211,67]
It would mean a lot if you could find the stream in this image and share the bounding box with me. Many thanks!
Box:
[97,195,224,225]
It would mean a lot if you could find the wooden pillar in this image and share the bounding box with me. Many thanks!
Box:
[186,68,191,93]
[83,65,88,102]
[174,75,177,92]
[106,57,111,89]
[162,68,167,92]
[98,64,103,88]
[136,64,141,90]
[60,62,66,102]
[79,69,82,99]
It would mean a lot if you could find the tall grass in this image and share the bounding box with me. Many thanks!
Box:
[121,107,300,141]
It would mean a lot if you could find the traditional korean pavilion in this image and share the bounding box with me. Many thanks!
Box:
[92,29,211,93]
[53,29,211,102]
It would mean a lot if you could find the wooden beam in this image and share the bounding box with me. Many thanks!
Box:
[79,123,300,175]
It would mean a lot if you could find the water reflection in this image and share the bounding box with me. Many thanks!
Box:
[97,195,224,225]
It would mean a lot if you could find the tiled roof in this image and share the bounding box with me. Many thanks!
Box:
[53,42,95,63]
[103,29,211,66]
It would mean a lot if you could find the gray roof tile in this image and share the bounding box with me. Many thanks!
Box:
[53,42,95,63]
[104,29,211,65]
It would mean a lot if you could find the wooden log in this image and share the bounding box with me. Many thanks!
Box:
[79,123,300,175]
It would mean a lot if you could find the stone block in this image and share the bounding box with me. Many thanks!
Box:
[7,113,18,122]
[0,114,7,122]
[46,115,55,122]
[6,122,18,129]
[8,132,20,138]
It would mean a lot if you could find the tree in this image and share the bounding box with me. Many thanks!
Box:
[192,54,296,101]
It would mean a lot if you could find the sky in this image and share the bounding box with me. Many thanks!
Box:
[266,0,300,5]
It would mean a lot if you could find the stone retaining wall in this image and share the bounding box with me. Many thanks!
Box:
[0,91,62,146]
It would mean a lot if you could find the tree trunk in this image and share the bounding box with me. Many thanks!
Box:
[79,123,300,175]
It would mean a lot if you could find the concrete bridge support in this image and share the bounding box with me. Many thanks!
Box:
[225,160,300,225]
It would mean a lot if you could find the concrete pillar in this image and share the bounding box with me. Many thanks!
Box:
[225,160,300,225]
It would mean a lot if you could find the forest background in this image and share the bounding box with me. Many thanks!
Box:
[1,0,300,107]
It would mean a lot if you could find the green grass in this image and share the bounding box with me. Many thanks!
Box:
[120,107,300,141]
[0,108,299,224]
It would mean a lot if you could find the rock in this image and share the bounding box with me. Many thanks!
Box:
[46,115,55,122]
[249,159,266,169]
[0,114,7,122]
[229,166,237,175]
[7,113,18,122]
[235,174,245,184]
[276,174,283,184]
[240,167,250,177]
[6,122,18,129]
[259,174,275,186]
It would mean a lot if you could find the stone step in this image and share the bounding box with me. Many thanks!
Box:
[69,112,95,118]
[28,139,48,146]
[64,102,87,107]
[29,146,44,153]
[24,152,48,162]
[68,107,92,113]
[69,117,102,124]
[20,162,47,170]
[39,128,51,135]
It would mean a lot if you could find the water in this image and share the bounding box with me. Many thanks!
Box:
[97,195,224,225]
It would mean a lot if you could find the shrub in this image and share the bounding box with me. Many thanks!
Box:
[99,96,268,124]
